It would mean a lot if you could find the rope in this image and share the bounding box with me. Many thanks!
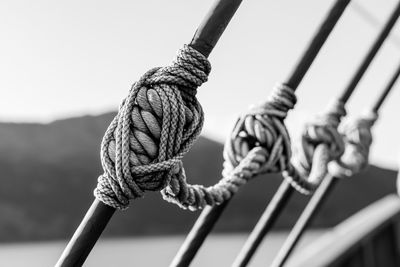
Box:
[224,84,295,176]
[283,100,346,194]
[94,45,211,209]
[329,112,377,178]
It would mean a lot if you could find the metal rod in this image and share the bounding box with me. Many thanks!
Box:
[270,175,337,267]
[372,60,400,112]
[231,181,294,267]
[169,201,230,267]
[55,199,116,267]
[169,1,350,266]
[55,1,244,266]
[233,4,400,266]
[190,0,243,57]
[339,0,400,103]
[286,0,351,89]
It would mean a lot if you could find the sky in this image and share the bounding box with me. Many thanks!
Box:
[1,0,400,169]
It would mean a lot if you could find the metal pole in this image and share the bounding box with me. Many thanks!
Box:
[270,175,337,267]
[231,181,293,267]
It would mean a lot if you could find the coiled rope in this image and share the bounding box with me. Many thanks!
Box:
[95,45,211,210]
[283,100,346,194]
[329,111,377,178]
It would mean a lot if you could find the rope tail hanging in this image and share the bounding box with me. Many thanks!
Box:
[169,0,351,266]
[56,0,244,266]
[234,2,400,266]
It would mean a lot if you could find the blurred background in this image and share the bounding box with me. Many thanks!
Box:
[1,0,400,266]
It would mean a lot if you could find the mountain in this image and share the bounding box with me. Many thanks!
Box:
[0,112,397,242]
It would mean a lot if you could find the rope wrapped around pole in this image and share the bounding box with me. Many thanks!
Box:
[95,45,211,210]
[284,100,346,194]
[329,111,377,178]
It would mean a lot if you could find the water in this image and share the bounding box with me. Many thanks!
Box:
[0,231,324,266]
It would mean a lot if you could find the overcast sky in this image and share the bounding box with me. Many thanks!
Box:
[1,0,400,169]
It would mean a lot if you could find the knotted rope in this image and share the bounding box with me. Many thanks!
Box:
[94,45,211,209]
[163,83,297,210]
[224,84,295,175]
[329,112,378,178]
[284,100,346,194]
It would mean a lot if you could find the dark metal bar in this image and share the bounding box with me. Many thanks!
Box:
[56,199,116,267]
[55,1,244,266]
[286,0,351,89]
[170,1,350,266]
[231,181,294,267]
[372,61,400,112]
[271,175,337,267]
[190,0,243,57]
[339,0,400,103]
[169,201,229,267]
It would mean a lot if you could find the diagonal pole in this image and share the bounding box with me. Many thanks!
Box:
[169,1,351,266]
[270,57,400,267]
[372,60,400,113]
[271,175,336,267]
[55,1,244,266]
[231,180,293,267]
[233,2,400,266]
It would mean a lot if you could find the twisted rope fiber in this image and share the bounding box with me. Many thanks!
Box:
[284,100,346,194]
[94,45,211,209]
[217,84,302,197]
[329,112,378,178]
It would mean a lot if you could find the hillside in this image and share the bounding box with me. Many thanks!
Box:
[0,112,397,242]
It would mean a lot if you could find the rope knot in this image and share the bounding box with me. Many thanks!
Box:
[145,45,211,97]
[303,100,346,157]
[224,83,296,175]
[94,45,211,209]
[285,100,346,194]
[329,111,377,178]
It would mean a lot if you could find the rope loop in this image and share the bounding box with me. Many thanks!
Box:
[94,45,211,209]
[284,100,346,194]
[329,111,377,178]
